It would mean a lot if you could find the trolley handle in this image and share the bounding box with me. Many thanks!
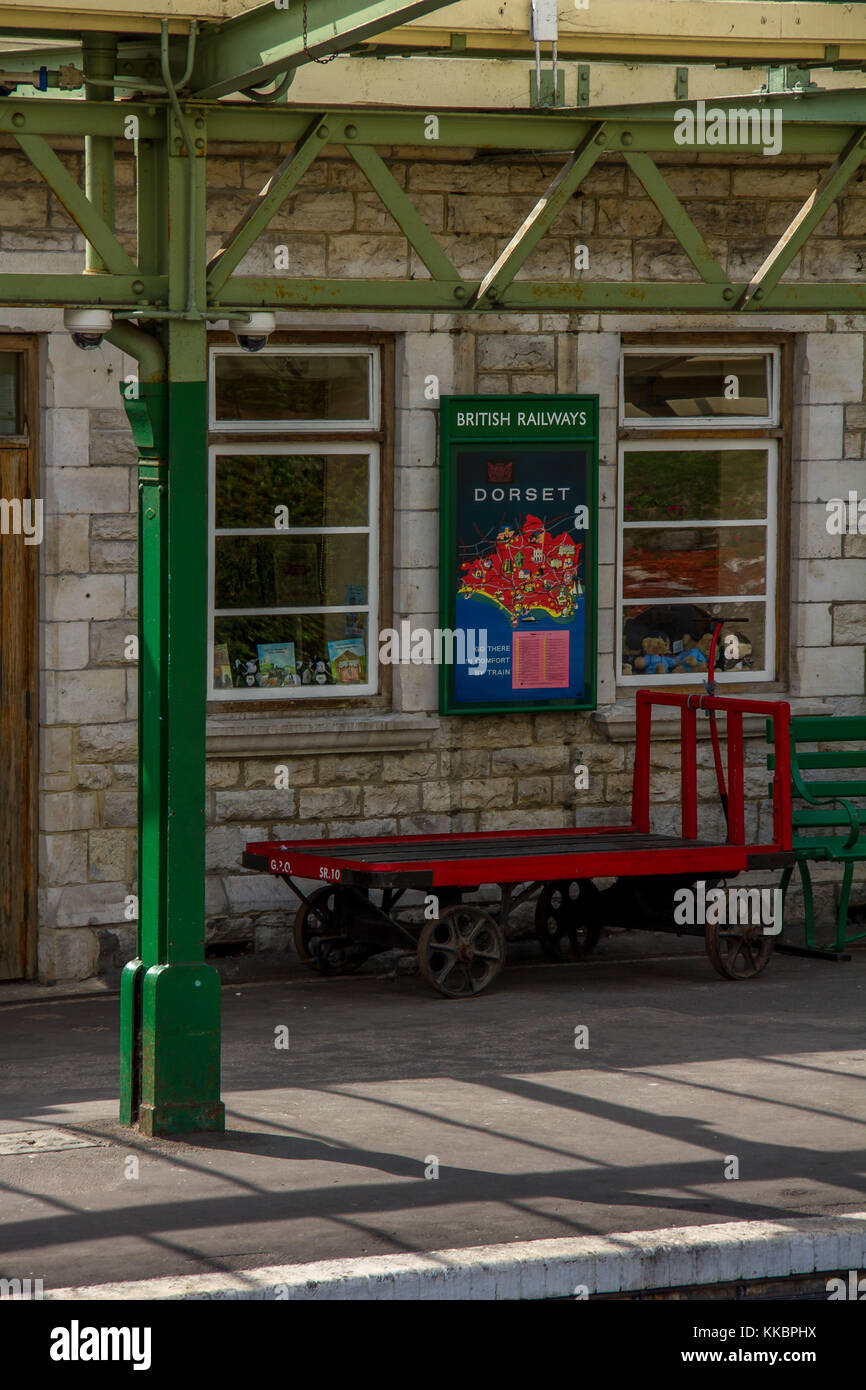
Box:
[634,686,792,855]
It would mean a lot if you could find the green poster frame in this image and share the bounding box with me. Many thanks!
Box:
[438,394,599,716]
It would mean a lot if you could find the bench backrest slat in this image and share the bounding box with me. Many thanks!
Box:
[792,750,866,769]
[765,715,866,844]
[784,716,866,742]
[789,779,866,799]
[792,807,864,827]
[768,753,866,773]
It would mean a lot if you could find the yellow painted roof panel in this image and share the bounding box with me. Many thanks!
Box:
[1,0,866,53]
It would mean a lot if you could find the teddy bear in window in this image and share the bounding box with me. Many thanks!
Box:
[679,632,713,672]
[633,634,678,675]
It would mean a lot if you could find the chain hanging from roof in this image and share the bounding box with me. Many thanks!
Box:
[303,0,338,64]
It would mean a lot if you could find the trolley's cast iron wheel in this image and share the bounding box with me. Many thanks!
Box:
[418,905,505,998]
[705,919,774,980]
[292,884,369,974]
[534,879,603,962]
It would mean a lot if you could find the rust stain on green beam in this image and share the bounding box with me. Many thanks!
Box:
[214,278,740,310]
[214,277,469,308]
[761,282,866,309]
[214,277,866,311]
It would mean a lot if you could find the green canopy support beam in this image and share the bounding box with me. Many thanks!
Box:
[14,133,139,278]
[203,96,866,153]
[0,274,162,307]
[473,125,605,306]
[212,276,866,312]
[1,91,866,149]
[206,114,329,294]
[622,150,730,284]
[0,99,159,138]
[190,0,460,100]
[739,126,866,308]
[347,142,462,283]
[83,32,117,276]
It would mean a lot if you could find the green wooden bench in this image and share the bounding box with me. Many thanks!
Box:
[767,715,866,952]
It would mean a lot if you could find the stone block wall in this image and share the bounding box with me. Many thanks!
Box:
[2,138,863,978]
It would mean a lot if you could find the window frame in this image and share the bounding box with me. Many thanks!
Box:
[616,333,792,693]
[619,344,781,430]
[0,348,23,437]
[616,435,779,687]
[206,333,392,709]
[208,342,381,433]
[208,440,380,702]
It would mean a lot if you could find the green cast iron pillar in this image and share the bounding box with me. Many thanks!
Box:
[118,104,224,1136]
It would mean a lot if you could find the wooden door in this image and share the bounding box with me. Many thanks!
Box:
[0,337,38,979]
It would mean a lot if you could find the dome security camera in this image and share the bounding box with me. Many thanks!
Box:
[63,308,113,351]
[228,312,275,353]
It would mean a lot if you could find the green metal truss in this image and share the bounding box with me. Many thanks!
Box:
[5,92,866,316]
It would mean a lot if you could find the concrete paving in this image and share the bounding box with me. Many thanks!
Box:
[2,931,866,1295]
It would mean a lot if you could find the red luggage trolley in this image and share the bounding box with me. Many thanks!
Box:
[243,690,795,998]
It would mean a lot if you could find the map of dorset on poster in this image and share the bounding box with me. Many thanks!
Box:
[451,446,590,707]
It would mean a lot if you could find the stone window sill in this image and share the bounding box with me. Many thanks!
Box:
[591,696,835,743]
[206,711,436,757]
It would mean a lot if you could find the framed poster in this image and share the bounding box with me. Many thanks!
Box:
[439,394,598,715]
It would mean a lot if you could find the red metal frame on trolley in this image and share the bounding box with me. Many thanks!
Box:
[633,689,793,854]
[243,692,794,889]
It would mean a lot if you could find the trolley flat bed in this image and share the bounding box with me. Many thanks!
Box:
[242,826,791,889]
[243,691,796,996]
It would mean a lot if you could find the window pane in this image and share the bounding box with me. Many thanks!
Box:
[215,453,369,529]
[622,526,767,598]
[0,352,20,435]
[215,534,368,609]
[214,352,371,423]
[623,449,768,522]
[623,354,770,419]
[621,602,766,677]
[213,613,370,691]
